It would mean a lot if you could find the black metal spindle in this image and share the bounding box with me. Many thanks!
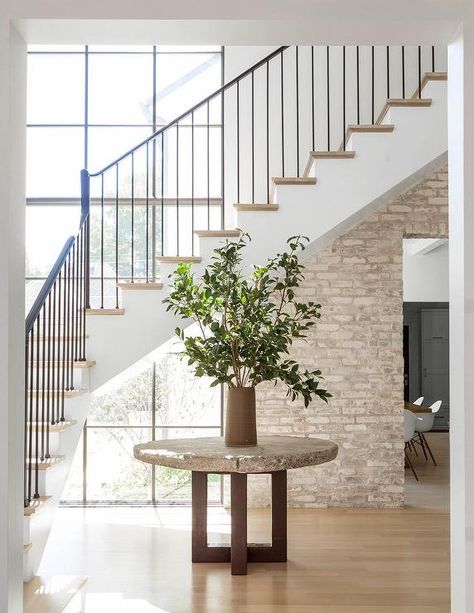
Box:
[131,152,135,282]
[251,70,255,201]
[145,143,150,280]
[207,103,210,228]
[402,46,406,98]
[58,270,64,425]
[311,46,315,152]
[100,174,104,307]
[371,46,375,124]
[24,334,30,506]
[45,294,51,459]
[386,46,390,99]
[418,46,422,99]
[81,225,87,361]
[115,164,119,307]
[431,46,435,72]
[176,124,179,256]
[161,134,164,256]
[281,50,285,176]
[50,282,56,425]
[236,81,240,202]
[72,239,78,362]
[220,90,225,230]
[296,46,300,176]
[41,303,46,460]
[77,229,83,361]
[266,61,270,203]
[326,46,330,151]
[34,316,40,498]
[356,46,360,124]
[342,46,346,151]
[191,111,195,254]
[28,327,34,503]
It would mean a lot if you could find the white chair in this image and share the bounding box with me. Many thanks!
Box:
[413,400,442,466]
[413,396,424,405]
[404,410,419,481]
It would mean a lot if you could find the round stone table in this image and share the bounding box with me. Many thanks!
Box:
[134,435,338,575]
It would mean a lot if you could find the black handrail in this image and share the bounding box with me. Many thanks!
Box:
[89,45,289,177]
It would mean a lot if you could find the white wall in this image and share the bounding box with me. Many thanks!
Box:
[0,18,27,613]
[403,239,449,302]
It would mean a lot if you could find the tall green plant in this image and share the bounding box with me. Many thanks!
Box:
[164,233,331,407]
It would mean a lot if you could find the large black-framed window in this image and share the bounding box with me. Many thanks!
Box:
[26,45,224,505]
[26,45,224,286]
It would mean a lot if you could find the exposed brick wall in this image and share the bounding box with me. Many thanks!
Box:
[249,167,448,508]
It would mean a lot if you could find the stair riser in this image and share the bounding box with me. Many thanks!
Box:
[27,367,90,391]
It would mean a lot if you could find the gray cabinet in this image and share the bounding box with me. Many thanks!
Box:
[421,309,449,430]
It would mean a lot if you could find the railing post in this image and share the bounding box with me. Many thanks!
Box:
[81,169,91,309]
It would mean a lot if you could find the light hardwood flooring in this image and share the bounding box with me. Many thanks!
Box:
[34,433,450,613]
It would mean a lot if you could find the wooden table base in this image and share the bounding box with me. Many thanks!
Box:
[192,470,288,575]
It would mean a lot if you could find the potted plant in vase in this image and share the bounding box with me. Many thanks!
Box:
[164,233,331,447]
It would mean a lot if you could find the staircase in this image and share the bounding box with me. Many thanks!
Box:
[23,44,448,582]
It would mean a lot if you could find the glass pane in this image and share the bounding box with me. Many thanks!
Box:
[88,45,153,53]
[87,127,151,173]
[86,428,152,501]
[28,45,85,52]
[25,204,81,310]
[88,54,153,124]
[61,432,84,502]
[88,365,152,426]
[156,46,221,53]
[27,127,84,197]
[27,54,85,124]
[156,53,221,125]
[153,428,222,501]
[154,353,221,426]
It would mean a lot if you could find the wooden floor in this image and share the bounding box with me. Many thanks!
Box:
[35,433,450,613]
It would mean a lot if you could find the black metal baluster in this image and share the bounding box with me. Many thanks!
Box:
[65,254,71,395]
[28,327,34,503]
[296,46,300,176]
[24,334,30,506]
[356,46,360,124]
[386,46,390,99]
[402,46,406,98]
[51,282,56,424]
[145,143,149,281]
[432,46,435,72]
[161,133,164,256]
[266,61,270,203]
[371,46,375,124]
[326,46,330,151]
[78,229,83,361]
[57,270,64,425]
[220,89,225,230]
[251,70,255,201]
[115,164,119,308]
[191,111,195,254]
[72,239,77,362]
[131,152,135,281]
[342,46,346,151]
[236,81,240,202]
[418,46,422,99]
[207,103,210,228]
[45,293,51,459]
[41,303,46,460]
[176,123,179,256]
[81,224,87,361]
[311,46,315,152]
[34,316,40,498]
[100,174,104,307]
[281,51,285,176]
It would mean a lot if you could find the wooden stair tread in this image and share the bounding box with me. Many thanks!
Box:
[24,496,52,517]
[272,177,317,185]
[376,98,432,124]
[27,420,77,432]
[310,151,355,158]
[412,71,447,98]
[234,204,279,212]
[24,543,33,553]
[36,335,89,341]
[194,230,241,238]
[157,256,201,263]
[26,455,65,470]
[32,360,95,369]
[117,282,163,290]
[346,124,395,133]
[28,389,83,398]
[86,308,125,315]
[24,575,88,613]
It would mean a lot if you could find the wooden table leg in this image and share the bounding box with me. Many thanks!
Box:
[191,471,208,562]
[271,470,287,561]
[230,473,248,575]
